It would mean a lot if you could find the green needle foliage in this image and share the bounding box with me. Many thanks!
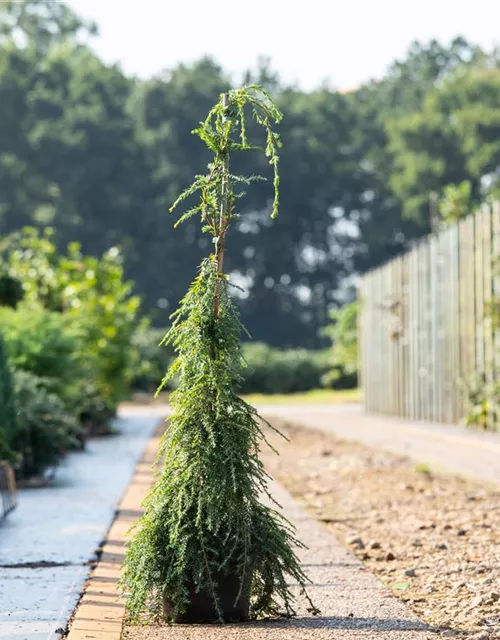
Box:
[122,86,316,622]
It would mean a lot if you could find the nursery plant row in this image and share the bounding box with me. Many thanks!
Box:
[0,230,142,480]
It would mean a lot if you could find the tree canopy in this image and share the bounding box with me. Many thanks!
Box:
[1,2,500,346]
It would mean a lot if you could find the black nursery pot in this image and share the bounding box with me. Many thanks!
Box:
[163,568,253,624]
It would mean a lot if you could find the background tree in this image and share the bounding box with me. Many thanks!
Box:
[438,180,475,225]
[387,60,500,224]
[1,1,499,347]
[322,301,358,388]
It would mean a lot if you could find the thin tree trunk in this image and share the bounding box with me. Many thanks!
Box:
[215,93,229,317]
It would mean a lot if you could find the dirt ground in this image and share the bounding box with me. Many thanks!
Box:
[261,418,500,639]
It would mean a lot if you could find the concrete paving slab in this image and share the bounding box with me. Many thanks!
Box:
[0,565,86,639]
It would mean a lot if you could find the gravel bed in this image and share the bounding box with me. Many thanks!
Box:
[261,418,500,639]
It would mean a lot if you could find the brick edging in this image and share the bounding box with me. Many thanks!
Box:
[65,423,163,639]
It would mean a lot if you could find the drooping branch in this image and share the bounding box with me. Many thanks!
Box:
[168,85,283,322]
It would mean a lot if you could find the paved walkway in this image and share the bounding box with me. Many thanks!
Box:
[259,403,500,485]
[67,409,433,640]
[0,410,158,640]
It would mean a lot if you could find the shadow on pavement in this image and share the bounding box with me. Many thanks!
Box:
[234,616,430,631]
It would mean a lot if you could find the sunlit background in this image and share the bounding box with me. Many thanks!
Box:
[68,0,499,89]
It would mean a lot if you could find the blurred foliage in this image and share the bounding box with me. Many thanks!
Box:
[461,373,500,432]
[0,303,84,405]
[133,336,356,396]
[131,326,174,392]
[0,226,144,477]
[0,0,96,52]
[321,301,358,388]
[2,2,499,347]
[462,256,500,431]
[240,342,331,394]
[0,271,23,308]
[0,303,82,479]
[1,227,143,410]
[388,62,500,224]
[0,334,16,461]
[12,369,80,479]
[438,180,475,226]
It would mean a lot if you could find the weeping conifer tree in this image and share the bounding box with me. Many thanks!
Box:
[122,86,315,623]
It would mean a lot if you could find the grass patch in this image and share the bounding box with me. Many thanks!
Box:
[241,388,361,405]
[414,462,432,475]
[130,388,361,406]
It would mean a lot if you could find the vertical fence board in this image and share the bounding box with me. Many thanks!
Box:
[463,215,476,379]
[458,218,469,415]
[429,235,440,421]
[415,243,424,420]
[492,203,500,373]
[401,255,409,418]
[375,268,383,413]
[421,240,435,420]
[408,250,417,420]
[417,242,423,421]
[483,207,494,390]
[448,225,461,422]
[436,231,445,423]
[363,274,370,412]
[475,210,485,378]
[394,257,402,416]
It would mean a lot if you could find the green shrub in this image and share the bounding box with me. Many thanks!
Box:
[461,373,500,431]
[0,307,85,475]
[0,334,17,462]
[240,343,330,394]
[60,244,143,407]
[11,370,80,479]
[0,304,84,409]
[2,228,143,415]
[1,227,64,310]
[322,300,358,389]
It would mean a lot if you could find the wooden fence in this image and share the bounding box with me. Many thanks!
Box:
[359,203,500,423]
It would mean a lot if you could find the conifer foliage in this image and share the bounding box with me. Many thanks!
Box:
[122,87,315,622]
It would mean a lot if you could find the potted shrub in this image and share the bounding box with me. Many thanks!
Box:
[122,86,315,623]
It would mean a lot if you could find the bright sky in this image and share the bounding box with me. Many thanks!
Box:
[67,0,500,91]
